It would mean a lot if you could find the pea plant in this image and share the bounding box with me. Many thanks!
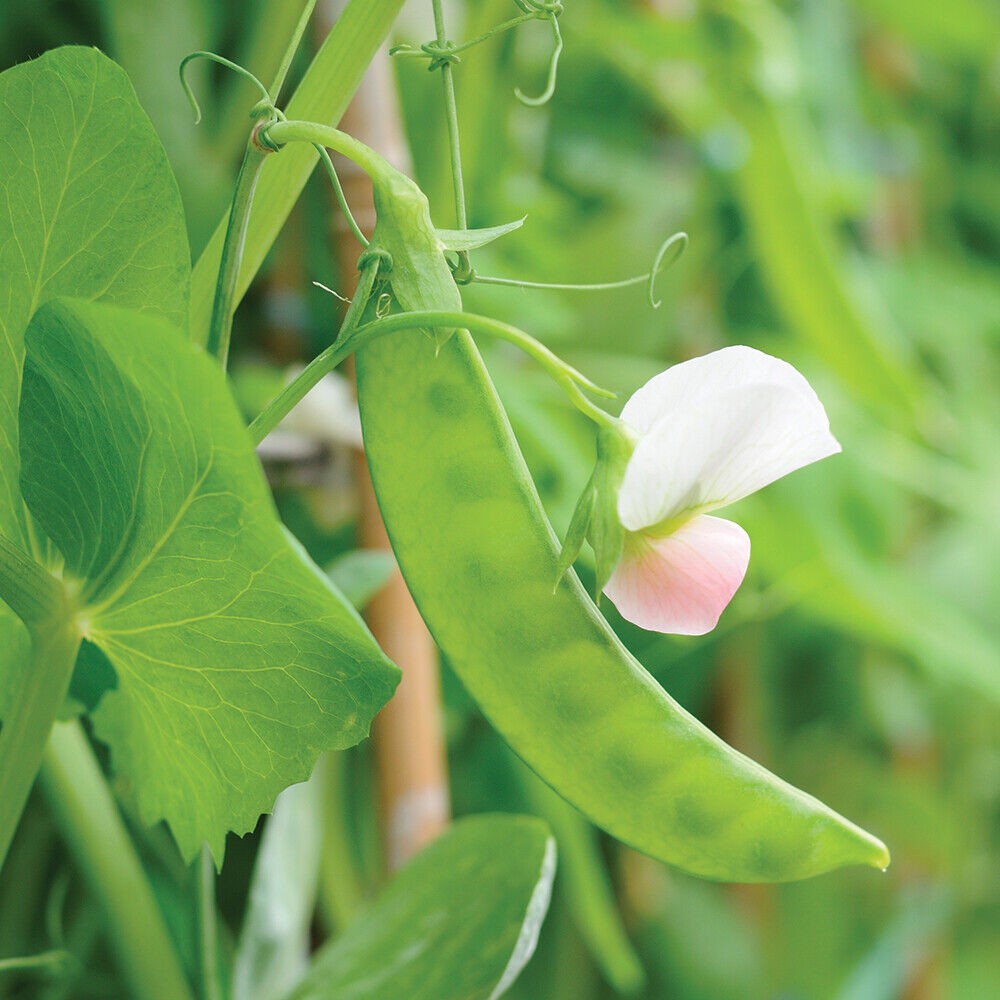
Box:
[0,1,889,998]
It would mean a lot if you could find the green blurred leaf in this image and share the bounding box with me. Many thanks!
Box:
[517,766,645,994]
[835,886,949,1000]
[326,550,397,610]
[19,298,399,860]
[852,0,1000,59]
[290,815,556,1000]
[233,777,323,1000]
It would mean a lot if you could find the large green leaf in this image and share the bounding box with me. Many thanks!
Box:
[0,45,190,714]
[19,298,399,860]
[290,815,556,1000]
[0,45,189,546]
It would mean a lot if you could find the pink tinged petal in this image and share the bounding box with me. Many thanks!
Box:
[617,352,841,533]
[603,515,751,636]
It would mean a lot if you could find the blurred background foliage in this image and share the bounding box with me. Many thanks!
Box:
[1,0,999,997]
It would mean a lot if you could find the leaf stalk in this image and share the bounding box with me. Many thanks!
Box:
[40,722,197,1000]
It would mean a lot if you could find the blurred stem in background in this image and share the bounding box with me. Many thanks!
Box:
[40,723,194,1000]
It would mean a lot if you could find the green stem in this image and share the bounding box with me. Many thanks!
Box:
[207,140,270,364]
[265,119,395,182]
[249,308,615,443]
[199,846,221,1000]
[430,0,472,280]
[190,0,409,342]
[39,722,196,1000]
[315,143,369,248]
[0,949,71,974]
[0,607,80,872]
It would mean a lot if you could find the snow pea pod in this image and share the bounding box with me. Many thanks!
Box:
[354,324,888,885]
[266,118,889,882]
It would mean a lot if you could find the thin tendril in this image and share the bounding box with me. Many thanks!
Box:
[179,51,271,124]
[473,231,688,307]
[390,13,535,61]
[515,13,563,107]
[314,144,370,248]
[392,3,564,107]
[648,231,688,307]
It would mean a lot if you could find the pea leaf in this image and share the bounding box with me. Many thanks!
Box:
[289,815,556,1000]
[19,298,400,861]
[0,45,190,714]
[326,550,397,609]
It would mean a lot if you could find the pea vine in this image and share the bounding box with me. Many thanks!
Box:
[0,2,890,997]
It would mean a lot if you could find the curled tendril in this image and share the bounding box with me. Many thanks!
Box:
[179,51,271,125]
[423,40,462,71]
[390,1,564,105]
[514,0,564,13]
[389,39,461,71]
[446,252,476,286]
[514,7,564,107]
[647,231,688,308]
[472,230,689,308]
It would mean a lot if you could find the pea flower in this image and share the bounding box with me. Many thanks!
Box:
[562,346,841,635]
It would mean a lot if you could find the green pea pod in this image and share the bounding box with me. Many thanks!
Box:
[261,119,889,883]
[355,329,889,883]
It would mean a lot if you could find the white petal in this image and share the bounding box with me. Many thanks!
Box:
[621,345,820,435]
[617,351,840,532]
[603,515,750,635]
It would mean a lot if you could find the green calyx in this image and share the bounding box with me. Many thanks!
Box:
[557,420,637,598]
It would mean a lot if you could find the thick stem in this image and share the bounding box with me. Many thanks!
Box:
[207,141,269,364]
[0,606,80,871]
[265,119,392,182]
[39,722,196,1000]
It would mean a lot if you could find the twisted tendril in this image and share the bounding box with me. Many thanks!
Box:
[179,52,271,125]
[473,231,689,309]
[391,1,564,107]
[179,47,368,249]
[513,3,564,107]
